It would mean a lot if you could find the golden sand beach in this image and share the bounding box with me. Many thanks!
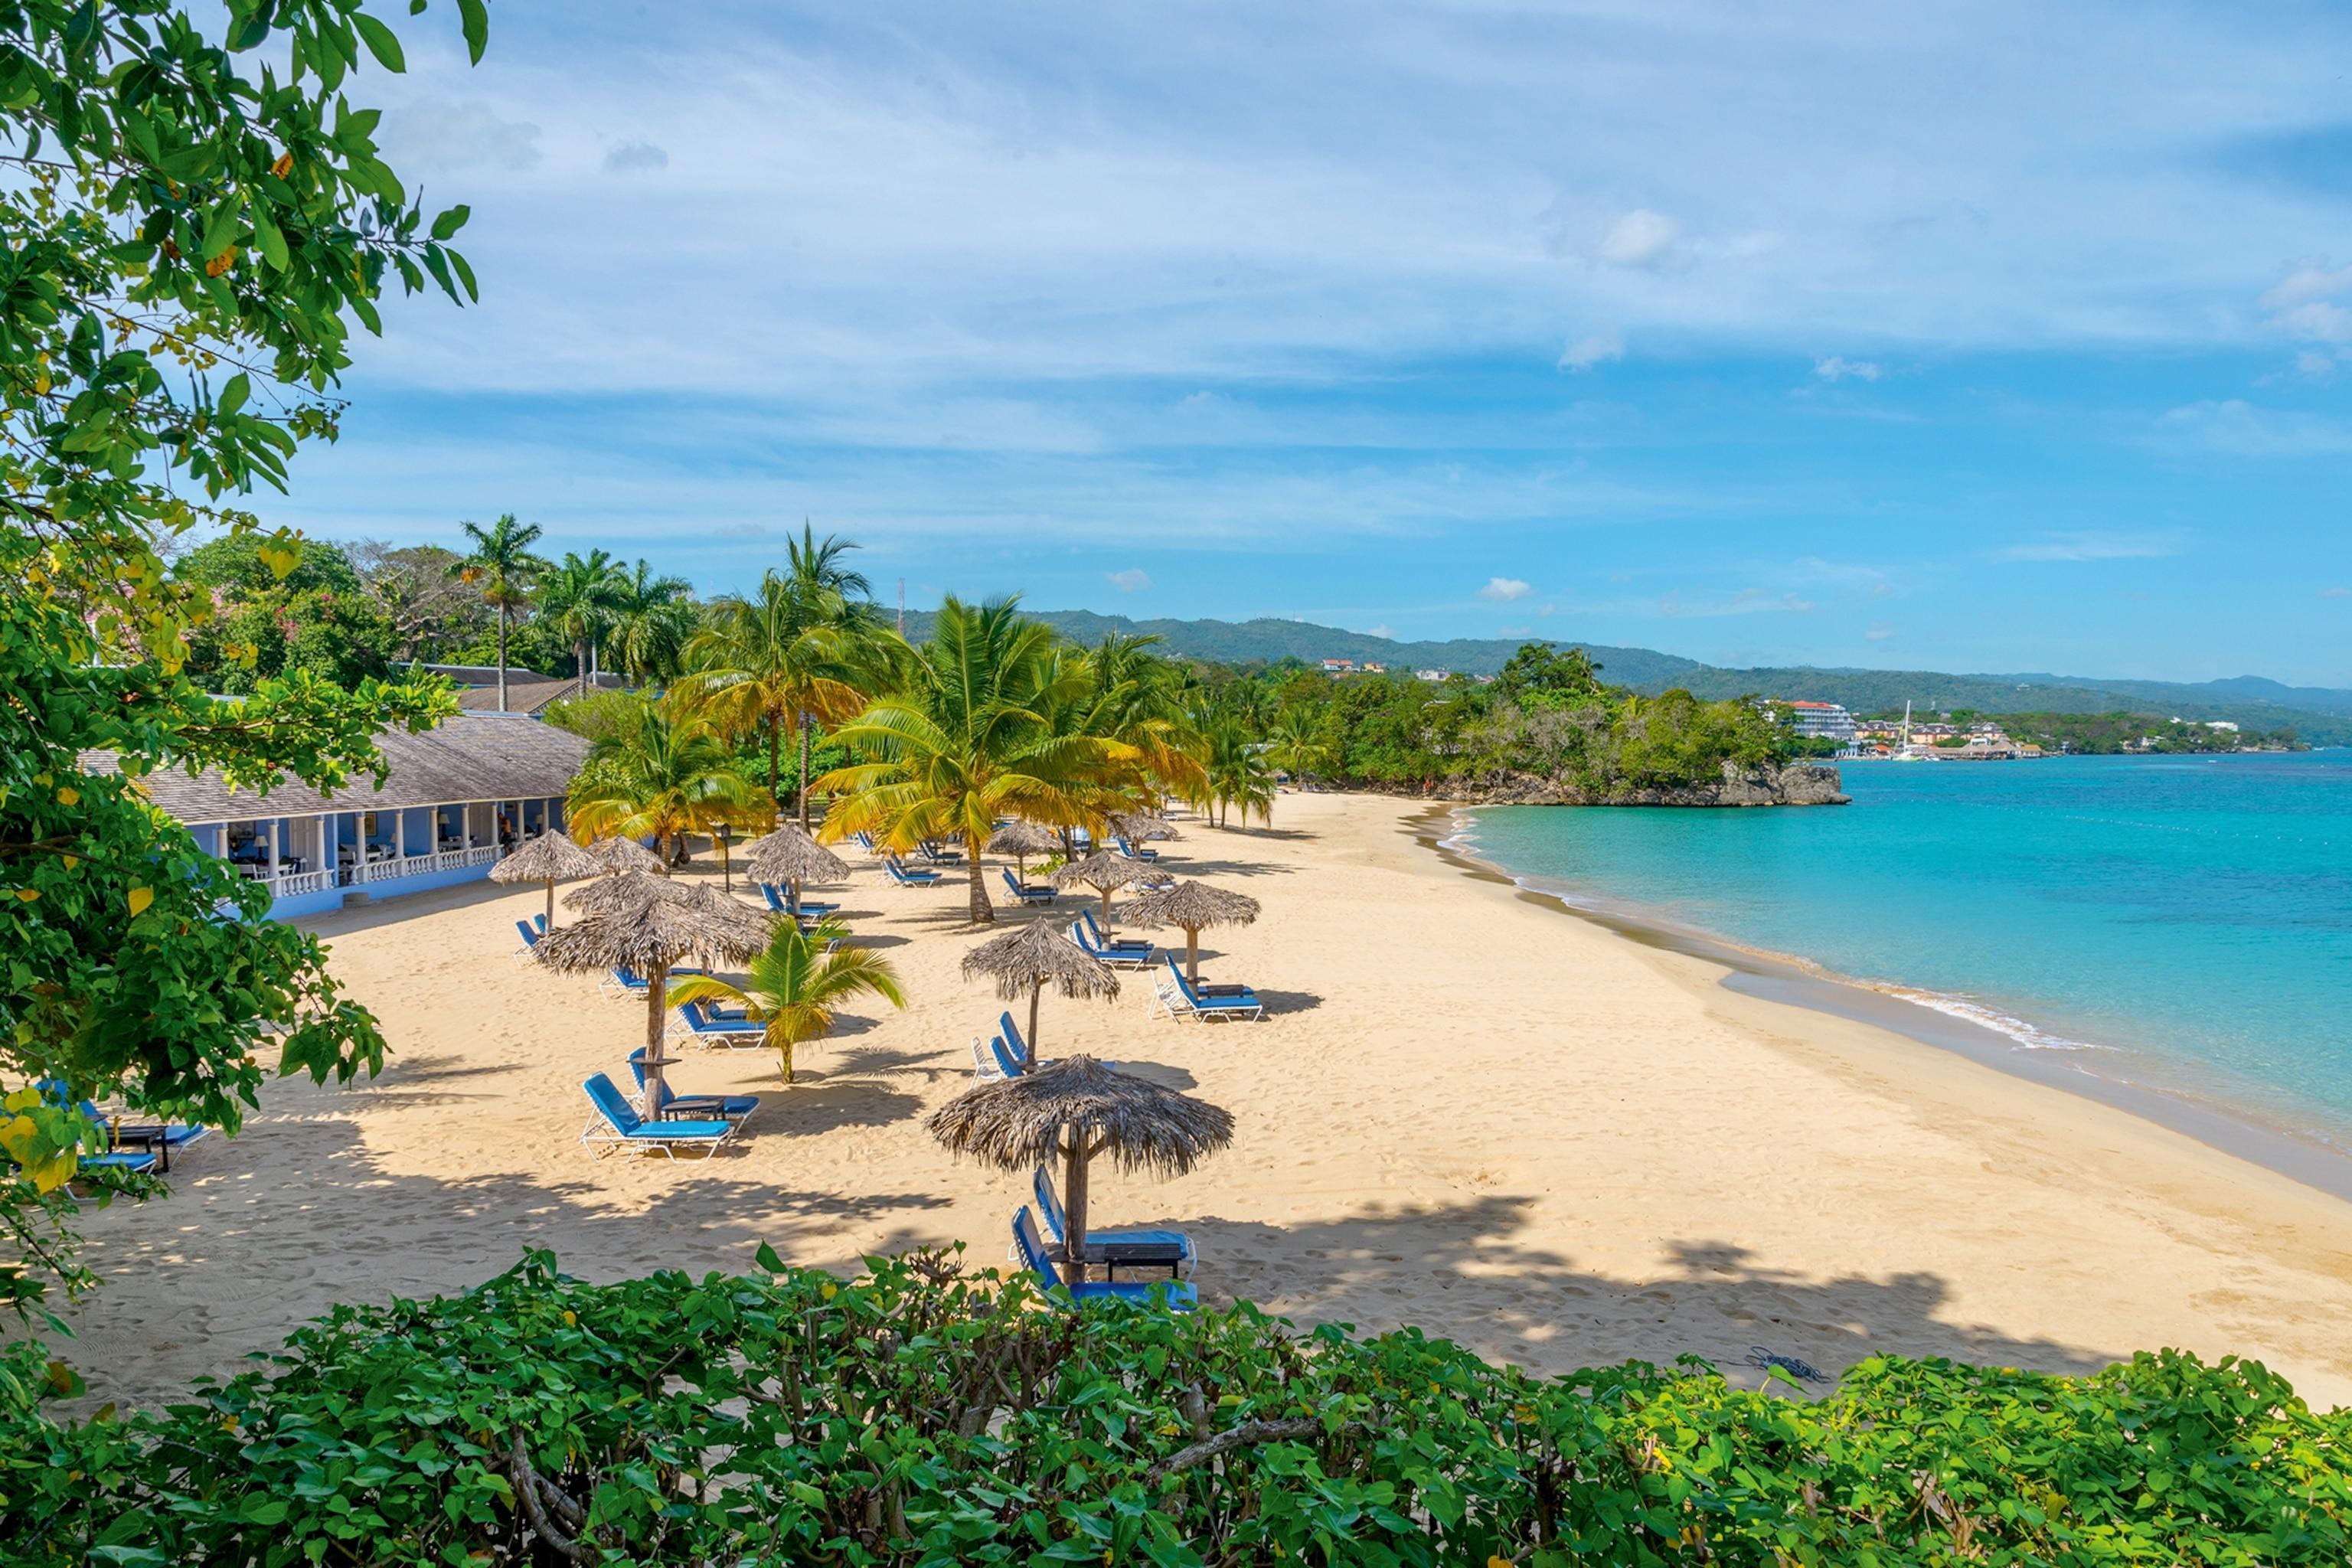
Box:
[60,792,2352,1410]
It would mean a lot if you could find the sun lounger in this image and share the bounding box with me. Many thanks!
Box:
[918,839,962,864]
[627,1047,760,1122]
[1000,867,1056,906]
[854,830,880,854]
[1150,953,1263,1023]
[1012,1207,1195,1309]
[514,919,542,959]
[758,882,841,919]
[1114,835,1160,863]
[670,1000,768,1047]
[1034,1164,1193,1277]
[1083,908,1152,954]
[1071,916,1154,969]
[602,963,704,1000]
[972,1035,1009,1081]
[39,1080,207,1174]
[884,856,942,887]
[580,1074,737,1159]
[988,1033,1026,1078]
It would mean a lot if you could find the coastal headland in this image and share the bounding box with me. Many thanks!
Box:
[60,792,2352,1410]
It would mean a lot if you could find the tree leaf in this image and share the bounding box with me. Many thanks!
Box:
[457,0,490,64]
[430,203,470,241]
[352,12,407,73]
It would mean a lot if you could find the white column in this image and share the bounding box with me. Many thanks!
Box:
[462,804,473,851]
[266,818,280,878]
[394,811,406,861]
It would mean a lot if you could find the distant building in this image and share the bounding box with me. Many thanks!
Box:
[1764,699,1858,742]
[1360,661,1387,675]
[1414,668,1450,682]
[1318,658,1356,675]
[2204,720,2240,733]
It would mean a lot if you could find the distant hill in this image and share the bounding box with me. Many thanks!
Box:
[892,609,2351,743]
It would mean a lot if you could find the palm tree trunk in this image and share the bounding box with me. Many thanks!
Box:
[1026,978,1042,1070]
[641,959,671,1114]
[575,639,589,698]
[496,606,510,712]
[966,832,993,924]
[797,715,813,831]
[767,718,781,802]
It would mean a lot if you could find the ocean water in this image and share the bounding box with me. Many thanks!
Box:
[1455,753,2352,1150]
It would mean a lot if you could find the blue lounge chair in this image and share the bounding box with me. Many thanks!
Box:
[1000,867,1055,906]
[40,1081,206,1174]
[1151,953,1264,1023]
[854,831,881,855]
[1012,1207,1194,1310]
[671,1000,768,1047]
[918,839,961,864]
[1115,835,1161,863]
[580,1074,737,1159]
[1071,915,1153,969]
[1083,907,1151,955]
[1034,1164,1194,1276]
[514,919,542,958]
[628,1047,760,1122]
[884,856,942,887]
[602,963,704,1000]
[759,882,841,919]
[989,1033,1027,1079]
[535,912,549,932]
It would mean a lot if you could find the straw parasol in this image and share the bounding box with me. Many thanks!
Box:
[587,835,663,875]
[962,916,1119,1068]
[1108,811,1180,843]
[986,821,1061,881]
[1121,879,1261,988]
[535,872,775,1112]
[1049,848,1154,932]
[487,831,603,930]
[740,824,850,912]
[926,1055,1232,1262]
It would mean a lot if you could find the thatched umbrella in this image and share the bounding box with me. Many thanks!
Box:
[1050,848,1152,932]
[536,872,773,1113]
[1122,880,1261,988]
[587,835,663,876]
[962,916,1119,1069]
[1109,811,1180,844]
[488,831,602,930]
[987,821,1061,882]
[741,824,851,913]
[926,1055,1232,1263]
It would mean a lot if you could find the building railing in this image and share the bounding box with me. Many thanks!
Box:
[348,844,498,884]
[266,868,338,899]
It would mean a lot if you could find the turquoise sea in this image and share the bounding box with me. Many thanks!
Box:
[1455,752,2352,1152]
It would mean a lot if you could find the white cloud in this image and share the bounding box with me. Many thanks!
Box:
[2321,586,2350,599]
[1993,530,2184,562]
[1864,622,1894,641]
[1478,576,1532,602]
[2259,263,2352,312]
[2273,301,2352,344]
[1813,355,1881,382]
[1656,589,1816,618]
[1596,208,1684,270]
[1497,623,1531,635]
[1537,603,1556,617]
[1365,622,1396,639]
[2158,400,2352,456]
[604,139,670,173]
[1558,333,1623,371]
[382,97,542,172]
[1106,567,1151,591]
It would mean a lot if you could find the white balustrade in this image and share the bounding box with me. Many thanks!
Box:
[352,844,498,884]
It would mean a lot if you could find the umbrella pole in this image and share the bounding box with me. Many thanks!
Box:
[642,958,671,1115]
[1027,978,1042,1070]
[1187,928,1200,988]
[1099,886,1113,932]
[1063,1131,1089,1266]
[788,879,800,916]
[544,882,555,930]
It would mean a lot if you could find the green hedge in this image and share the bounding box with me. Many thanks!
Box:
[7,1250,2347,1565]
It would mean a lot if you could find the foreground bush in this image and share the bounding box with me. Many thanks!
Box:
[5,1250,2347,1566]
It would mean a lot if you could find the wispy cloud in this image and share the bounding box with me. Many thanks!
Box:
[1993,530,2184,563]
[1107,567,1151,591]
[603,139,669,173]
[1558,333,1623,371]
[1864,622,1895,641]
[2322,586,2351,599]
[1657,589,1817,617]
[1812,355,1881,382]
[2158,399,2352,456]
[1478,576,1532,602]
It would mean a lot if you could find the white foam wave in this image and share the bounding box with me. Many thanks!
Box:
[1866,985,2105,1053]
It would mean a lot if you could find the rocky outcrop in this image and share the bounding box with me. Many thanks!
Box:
[1438,760,1850,807]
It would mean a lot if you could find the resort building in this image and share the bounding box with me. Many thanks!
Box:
[1764,699,1859,742]
[84,714,590,919]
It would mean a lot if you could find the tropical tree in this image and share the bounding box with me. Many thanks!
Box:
[818,596,1129,923]
[566,700,773,867]
[1262,707,1334,788]
[604,559,698,684]
[457,514,547,710]
[539,549,627,696]
[667,920,906,1083]
[678,527,890,827]
[1063,633,1209,813]
[1197,714,1276,827]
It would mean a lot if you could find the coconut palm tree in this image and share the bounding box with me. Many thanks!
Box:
[1197,713,1276,828]
[677,527,891,828]
[817,596,1129,923]
[540,549,628,697]
[566,699,774,868]
[1064,632,1209,812]
[604,559,697,684]
[667,920,905,1083]
[1262,707,1333,789]
[456,513,547,712]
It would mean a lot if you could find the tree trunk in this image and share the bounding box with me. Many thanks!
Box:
[766,717,781,802]
[966,833,993,924]
[1062,1133,1089,1266]
[1025,978,1042,1070]
[717,826,731,892]
[496,606,510,712]
[797,714,813,831]
[1186,927,1200,988]
[641,959,671,1114]
[575,638,589,698]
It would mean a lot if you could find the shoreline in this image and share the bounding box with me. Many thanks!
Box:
[1423,805,2352,1209]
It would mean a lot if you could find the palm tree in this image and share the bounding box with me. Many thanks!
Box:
[1198,714,1276,828]
[604,559,697,684]
[817,596,1128,923]
[1064,632,1209,812]
[1262,707,1333,789]
[677,528,890,828]
[540,549,627,697]
[566,699,774,867]
[457,514,547,711]
[667,920,905,1083]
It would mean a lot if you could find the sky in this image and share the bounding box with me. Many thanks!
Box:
[273,1,2352,685]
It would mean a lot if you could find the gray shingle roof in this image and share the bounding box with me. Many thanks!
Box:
[84,714,590,825]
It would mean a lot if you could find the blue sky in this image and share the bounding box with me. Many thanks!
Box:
[279,1,2352,684]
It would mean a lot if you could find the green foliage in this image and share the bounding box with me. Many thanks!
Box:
[8,1250,2348,1566]
[174,534,399,692]
[567,697,774,866]
[667,919,906,1082]
[544,685,655,746]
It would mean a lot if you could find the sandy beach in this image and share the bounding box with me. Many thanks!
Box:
[57,792,2352,1411]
